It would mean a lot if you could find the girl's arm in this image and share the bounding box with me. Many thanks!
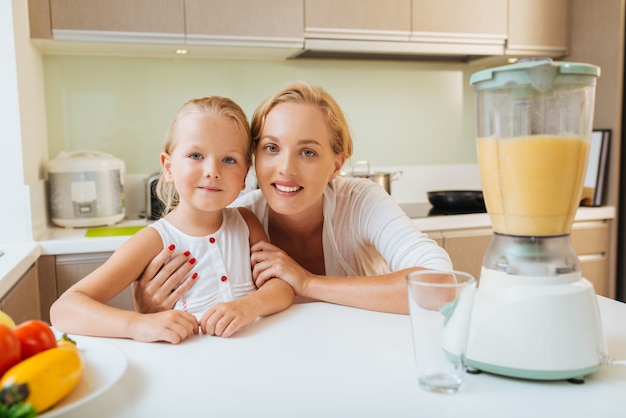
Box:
[50,228,198,343]
[199,208,294,337]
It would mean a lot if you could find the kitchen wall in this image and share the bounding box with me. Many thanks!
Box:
[42,55,480,175]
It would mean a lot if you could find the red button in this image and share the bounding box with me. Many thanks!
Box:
[210,237,216,243]
[221,276,227,282]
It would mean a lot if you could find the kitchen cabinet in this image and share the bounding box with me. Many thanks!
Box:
[0,264,41,324]
[185,0,303,47]
[31,0,185,42]
[304,0,411,36]
[38,252,135,322]
[437,219,613,298]
[302,0,505,57]
[506,0,570,57]
[411,0,507,45]
[30,0,302,53]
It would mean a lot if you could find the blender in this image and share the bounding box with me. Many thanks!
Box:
[463,58,607,381]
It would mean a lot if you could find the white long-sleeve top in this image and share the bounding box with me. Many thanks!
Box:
[234,176,452,276]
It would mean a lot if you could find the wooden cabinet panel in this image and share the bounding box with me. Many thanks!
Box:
[570,220,610,255]
[38,255,57,323]
[507,0,570,56]
[49,0,185,33]
[442,228,492,282]
[412,0,507,36]
[186,0,303,39]
[304,0,411,32]
[56,253,134,311]
[28,0,52,38]
[580,255,609,297]
[0,265,41,323]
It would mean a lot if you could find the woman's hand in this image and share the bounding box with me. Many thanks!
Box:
[250,241,313,296]
[132,245,197,314]
[199,300,256,338]
[129,310,199,344]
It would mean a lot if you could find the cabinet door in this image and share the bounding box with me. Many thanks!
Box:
[56,253,135,311]
[411,0,507,36]
[186,0,303,40]
[442,228,493,282]
[49,0,185,38]
[571,220,611,297]
[305,0,411,36]
[507,0,570,57]
[0,265,41,323]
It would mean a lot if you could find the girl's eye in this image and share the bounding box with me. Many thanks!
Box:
[223,156,236,164]
[189,153,203,160]
[302,149,316,158]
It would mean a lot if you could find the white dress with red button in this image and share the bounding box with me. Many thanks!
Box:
[148,207,256,319]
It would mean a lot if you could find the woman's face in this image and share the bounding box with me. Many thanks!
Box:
[254,102,345,217]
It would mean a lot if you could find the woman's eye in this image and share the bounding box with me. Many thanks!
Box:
[302,149,316,158]
[264,144,278,153]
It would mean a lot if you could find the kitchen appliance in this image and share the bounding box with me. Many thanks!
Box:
[341,161,402,194]
[145,172,166,220]
[47,150,126,228]
[462,58,607,381]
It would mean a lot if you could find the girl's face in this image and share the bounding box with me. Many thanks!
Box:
[254,102,345,217]
[161,113,249,215]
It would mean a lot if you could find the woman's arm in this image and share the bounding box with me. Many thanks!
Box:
[50,228,198,343]
[251,240,421,314]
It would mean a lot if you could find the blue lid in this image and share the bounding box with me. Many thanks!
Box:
[470,58,600,92]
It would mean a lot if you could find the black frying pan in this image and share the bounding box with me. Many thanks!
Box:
[427,190,486,212]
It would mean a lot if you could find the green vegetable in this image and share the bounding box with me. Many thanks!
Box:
[0,401,37,418]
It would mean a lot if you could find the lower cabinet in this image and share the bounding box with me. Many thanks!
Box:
[39,252,135,323]
[0,264,42,323]
[430,219,613,298]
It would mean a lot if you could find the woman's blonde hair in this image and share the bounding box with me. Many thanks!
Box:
[156,96,252,215]
[250,81,354,158]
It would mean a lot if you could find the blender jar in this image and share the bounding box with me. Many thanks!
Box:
[470,58,600,276]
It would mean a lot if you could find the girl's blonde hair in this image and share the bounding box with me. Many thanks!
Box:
[156,96,252,215]
[251,81,354,158]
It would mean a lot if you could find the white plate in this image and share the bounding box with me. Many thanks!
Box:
[39,336,128,417]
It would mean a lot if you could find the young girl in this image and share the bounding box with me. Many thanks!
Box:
[50,97,294,344]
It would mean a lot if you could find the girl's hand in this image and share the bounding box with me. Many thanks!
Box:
[133,245,197,313]
[199,300,256,338]
[129,310,199,344]
[250,241,312,296]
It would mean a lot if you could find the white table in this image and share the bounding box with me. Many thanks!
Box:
[56,298,626,418]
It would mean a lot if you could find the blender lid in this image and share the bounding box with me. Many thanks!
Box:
[470,58,600,90]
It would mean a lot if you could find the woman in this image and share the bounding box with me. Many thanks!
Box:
[134,82,452,315]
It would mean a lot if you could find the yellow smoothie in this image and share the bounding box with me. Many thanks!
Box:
[477,135,590,236]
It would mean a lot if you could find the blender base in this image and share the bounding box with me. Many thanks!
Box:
[464,268,607,381]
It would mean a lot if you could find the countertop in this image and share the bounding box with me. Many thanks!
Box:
[0,205,616,300]
[52,299,626,418]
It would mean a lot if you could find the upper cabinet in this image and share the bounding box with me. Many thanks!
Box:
[29,0,302,57]
[410,0,507,56]
[28,0,570,61]
[507,0,570,57]
[301,0,505,58]
[185,0,303,48]
[304,0,411,37]
[32,0,185,43]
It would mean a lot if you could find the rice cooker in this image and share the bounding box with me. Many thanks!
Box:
[47,150,126,228]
